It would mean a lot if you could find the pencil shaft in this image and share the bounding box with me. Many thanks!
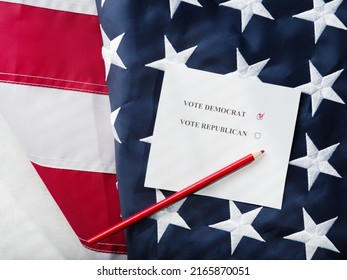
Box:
[87,152,261,245]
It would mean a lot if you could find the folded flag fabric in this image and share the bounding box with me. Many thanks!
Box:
[0,0,126,254]
[96,0,346,259]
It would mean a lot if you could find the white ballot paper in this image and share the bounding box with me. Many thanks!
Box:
[145,65,301,209]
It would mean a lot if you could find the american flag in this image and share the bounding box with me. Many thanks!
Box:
[97,0,346,259]
[0,0,126,255]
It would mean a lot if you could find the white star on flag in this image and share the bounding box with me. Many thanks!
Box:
[226,48,269,81]
[220,0,274,32]
[110,107,122,143]
[284,208,339,260]
[168,0,202,18]
[140,135,153,144]
[100,26,126,80]
[150,189,190,242]
[296,61,344,117]
[101,0,105,7]
[293,0,347,43]
[209,201,264,255]
[145,35,197,71]
[290,134,341,191]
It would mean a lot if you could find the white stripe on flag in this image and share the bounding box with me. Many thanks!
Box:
[0,82,116,174]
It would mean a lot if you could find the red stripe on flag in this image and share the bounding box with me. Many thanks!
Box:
[0,2,107,94]
[32,163,127,254]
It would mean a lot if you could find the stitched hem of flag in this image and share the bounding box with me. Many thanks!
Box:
[0,73,108,95]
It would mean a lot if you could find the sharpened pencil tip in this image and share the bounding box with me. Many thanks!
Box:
[252,150,265,159]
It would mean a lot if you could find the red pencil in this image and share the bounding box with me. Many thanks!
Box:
[87,150,264,245]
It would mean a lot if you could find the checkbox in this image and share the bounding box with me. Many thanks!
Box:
[257,113,265,120]
[255,132,261,139]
